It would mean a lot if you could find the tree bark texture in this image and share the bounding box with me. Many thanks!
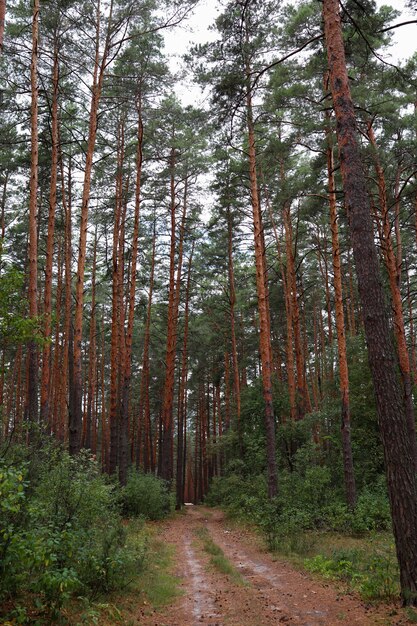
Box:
[323,0,417,603]
[325,106,356,509]
[40,45,59,426]
[27,0,40,424]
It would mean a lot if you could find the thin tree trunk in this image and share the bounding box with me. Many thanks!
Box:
[119,106,143,484]
[50,239,63,435]
[367,121,417,472]
[323,0,417,603]
[72,0,113,455]
[283,193,306,419]
[160,168,188,481]
[27,0,40,424]
[325,102,356,508]
[40,45,59,425]
[85,232,97,450]
[226,206,242,443]
[60,152,72,442]
[176,245,193,509]
[116,176,128,481]
[100,314,108,471]
[246,75,277,498]
[140,222,156,472]
[266,192,296,421]
[109,122,124,474]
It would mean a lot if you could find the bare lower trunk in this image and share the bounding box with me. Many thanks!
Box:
[246,82,277,498]
[27,0,40,425]
[72,0,111,455]
[40,46,59,425]
[323,0,417,603]
[119,107,143,485]
[325,100,356,509]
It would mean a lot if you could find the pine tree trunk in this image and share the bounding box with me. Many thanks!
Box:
[367,122,417,473]
[323,0,417,603]
[119,107,143,484]
[60,153,72,442]
[325,106,356,508]
[283,194,306,419]
[27,0,40,424]
[100,315,109,471]
[72,0,111,455]
[267,194,296,421]
[226,206,242,442]
[246,84,277,498]
[85,232,97,450]
[139,224,156,472]
[116,178,127,481]
[109,123,124,474]
[51,240,63,435]
[176,246,193,509]
[160,168,187,481]
[40,46,59,425]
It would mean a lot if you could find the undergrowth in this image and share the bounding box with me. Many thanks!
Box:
[206,449,400,603]
[0,440,173,624]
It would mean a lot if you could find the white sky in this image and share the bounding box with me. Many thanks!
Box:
[163,0,417,106]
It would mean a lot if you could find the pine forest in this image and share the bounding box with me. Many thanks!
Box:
[2,0,417,623]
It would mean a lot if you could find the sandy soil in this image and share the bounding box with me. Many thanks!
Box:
[137,506,413,626]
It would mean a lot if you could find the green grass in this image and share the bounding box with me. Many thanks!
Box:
[271,529,399,603]
[139,538,181,607]
[65,522,182,625]
[194,526,247,586]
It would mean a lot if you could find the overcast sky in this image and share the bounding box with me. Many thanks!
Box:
[163,0,417,106]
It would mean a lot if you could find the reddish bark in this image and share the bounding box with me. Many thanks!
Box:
[283,196,306,419]
[226,206,242,441]
[119,107,143,483]
[267,193,296,421]
[367,121,417,472]
[40,46,59,425]
[109,122,125,475]
[50,240,63,435]
[323,0,417,603]
[72,0,113,455]
[139,223,156,472]
[27,0,40,424]
[246,90,277,497]
[160,168,188,481]
[325,104,356,508]
[84,232,97,450]
[176,246,193,509]
[59,152,72,442]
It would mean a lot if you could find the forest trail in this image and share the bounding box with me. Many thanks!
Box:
[138,507,409,626]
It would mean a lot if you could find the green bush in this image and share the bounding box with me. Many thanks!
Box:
[205,472,268,523]
[351,478,391,533]
[304,545,398,602]
[0,447,148,622]
[122,470,171,520]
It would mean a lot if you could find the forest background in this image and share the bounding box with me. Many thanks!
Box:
[2,0,417,622]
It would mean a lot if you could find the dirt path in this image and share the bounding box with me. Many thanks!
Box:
[138,506,412,626]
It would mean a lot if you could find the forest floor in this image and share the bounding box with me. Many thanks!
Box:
[117,505,416,626]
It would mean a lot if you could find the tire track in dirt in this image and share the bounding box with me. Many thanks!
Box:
[139,506,412,626]
[183,533,222,624]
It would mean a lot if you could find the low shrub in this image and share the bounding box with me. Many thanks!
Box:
[121,470,172,520]
[304,544,398,602]
[0,447,148,622]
